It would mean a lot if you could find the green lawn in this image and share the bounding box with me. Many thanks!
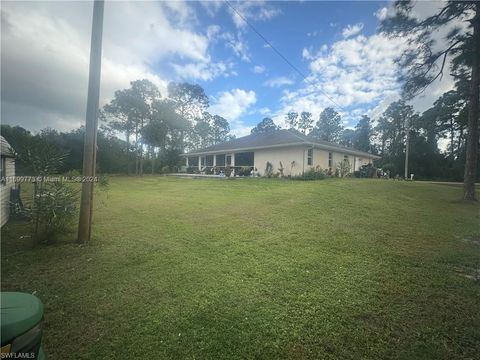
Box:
[1,177,479,359]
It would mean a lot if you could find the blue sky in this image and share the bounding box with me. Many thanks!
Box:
[1,1,453,137]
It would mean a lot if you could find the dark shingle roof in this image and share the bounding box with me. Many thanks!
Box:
[184,129,380,159]
[0,136,15,158]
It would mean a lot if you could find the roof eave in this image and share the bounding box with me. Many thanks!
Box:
[181,142,306,156]
[182,142,380,159]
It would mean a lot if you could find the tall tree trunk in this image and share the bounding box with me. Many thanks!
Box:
[135,123,139,175]
[151,146,155,174]
[140,117,144,176]
[449,119,455,160]
[463,5,480,201]
[457,127,465,155]
[126,132,130,175]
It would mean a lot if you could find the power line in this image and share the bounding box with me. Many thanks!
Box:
[224,0,344,112]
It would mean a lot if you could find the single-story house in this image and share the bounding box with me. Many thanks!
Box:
[1,136,15,226]
[181,129,380,176]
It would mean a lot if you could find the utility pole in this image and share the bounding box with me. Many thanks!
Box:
[404,118,410,180]
[78,0,104,243]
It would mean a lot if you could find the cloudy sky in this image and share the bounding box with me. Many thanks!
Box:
[1,0,456,137]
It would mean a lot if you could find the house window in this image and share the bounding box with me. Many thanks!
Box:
[201,156,206,167]
[328,152,333,169]
[344,155,349,162]
[307,149,313,166]
[226,155,232,166]
[235,152,254,167]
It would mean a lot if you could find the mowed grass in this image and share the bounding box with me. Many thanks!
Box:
[1,177,479,359]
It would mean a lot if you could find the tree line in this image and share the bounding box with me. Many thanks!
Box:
[249,83,475,182]
[2,81,234,175]
[101,80,233,175]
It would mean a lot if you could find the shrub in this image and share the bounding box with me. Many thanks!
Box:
[381,163,396,176]
[161,165,171,174]
[22,181,78,244]
[225,166,232,177]
[359,164,378,178]
[98,174,110,188]
[293,166,327,180]
[237,166,251,176]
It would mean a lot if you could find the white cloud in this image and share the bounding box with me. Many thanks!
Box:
[302,48,313,60]
[231,126,253,137]
[0,1,211,132]
[210,89,256,120]
[374,7,388,21]
[210,88,256,136]
[253,65,266,74]
[219,32,251,62]
[206,25,221,40]
[263,76,295,88]
[258,107,271,115]
[280,11,461,130]
[342,23,364,38]
[200,1,223,17]
[275,33,408,127]
[227,1,281,30]
[171,61,234,81]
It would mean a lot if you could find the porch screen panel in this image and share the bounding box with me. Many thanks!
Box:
[188,157,198,166]
[206,155,214,167]
[216,154,226,166]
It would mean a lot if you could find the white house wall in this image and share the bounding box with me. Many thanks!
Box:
[1,157,15,227]
[254,146,307,176]
[254,146,376,176]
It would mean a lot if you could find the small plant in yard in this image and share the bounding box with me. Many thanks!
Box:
[290,161,296,175]
[337,159,351,178]
[265,161,274,178]
[21,181,78,244]
[278,161,285,177]
[98,174,110,188]
[15,138,79,245]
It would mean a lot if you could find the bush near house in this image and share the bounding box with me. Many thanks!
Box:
[293,166,329,180]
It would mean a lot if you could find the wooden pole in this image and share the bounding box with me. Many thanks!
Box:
[78,0,104,243]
